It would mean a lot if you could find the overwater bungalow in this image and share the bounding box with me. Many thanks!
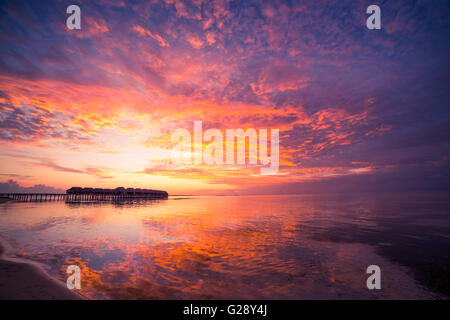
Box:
[66,187,168,201]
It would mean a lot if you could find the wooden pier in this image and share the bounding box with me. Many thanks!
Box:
[0,193,66,202]
[0,187,168,203]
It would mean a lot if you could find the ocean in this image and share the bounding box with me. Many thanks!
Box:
[0,193,449,299]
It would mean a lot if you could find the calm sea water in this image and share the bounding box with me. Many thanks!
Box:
[0,193,449,299]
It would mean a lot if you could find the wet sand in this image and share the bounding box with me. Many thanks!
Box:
[0,241,84,300]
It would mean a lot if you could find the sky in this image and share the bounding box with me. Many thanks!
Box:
[0,0,449,195]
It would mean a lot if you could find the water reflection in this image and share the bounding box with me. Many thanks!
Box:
[0,194,448,299]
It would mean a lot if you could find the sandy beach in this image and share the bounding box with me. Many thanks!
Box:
[0,240,84,300]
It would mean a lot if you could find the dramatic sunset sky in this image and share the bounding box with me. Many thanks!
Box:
[0,0,449,195]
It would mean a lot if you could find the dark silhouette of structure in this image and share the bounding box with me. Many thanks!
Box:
[0,187,168,202]
[0,193,65,202]
[66,187,168,201]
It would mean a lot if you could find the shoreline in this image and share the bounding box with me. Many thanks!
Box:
[0,238,85,300]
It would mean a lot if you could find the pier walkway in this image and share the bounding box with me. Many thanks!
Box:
[0,193,65,201]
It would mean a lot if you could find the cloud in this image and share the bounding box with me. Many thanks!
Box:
[30,159,115,179]
[132,25,169,47]
[241,163,450,195]
[69,16,109,38]
[0,179,65,193]
[0,173,32,179]
[0,101,92,147]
